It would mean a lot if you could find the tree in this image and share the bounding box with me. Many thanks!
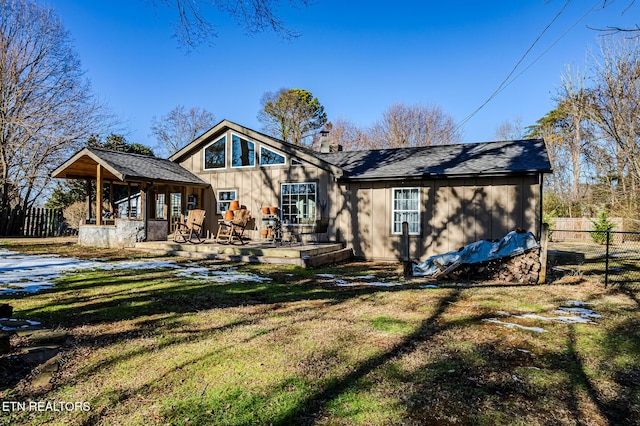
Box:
[88,134,155,156]
[148,0,311,50]
[494,116,524,141]
[589,37,640,217]
[0,0,111,211]
[318,119,371,151]
[258,88,327,146]
[591,207,616,244]
[590,1,640,37]
[367,103,461,149]
[150,105,216,157]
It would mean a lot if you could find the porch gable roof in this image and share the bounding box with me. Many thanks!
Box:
[51,147,209,186]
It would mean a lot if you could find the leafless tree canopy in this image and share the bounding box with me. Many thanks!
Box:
[153,0,311,49]
[494,116,524,141]
[528,36,640,222]
[367,103,462,149]
[150,105,216,157]
[591,1,639,37]
[0,0,111,210]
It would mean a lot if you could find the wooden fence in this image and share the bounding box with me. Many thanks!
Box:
[551,217,624,242]
[0,207,70,237]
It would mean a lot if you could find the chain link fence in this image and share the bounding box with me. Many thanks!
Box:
[547,230,640,287]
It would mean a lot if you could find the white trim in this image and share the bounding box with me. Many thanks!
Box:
[391,187,421,235]
[259,145,286,166]
[280,182,317,226]
[230,133,256,169]
[216,189,237,214]
[203,135,227,171]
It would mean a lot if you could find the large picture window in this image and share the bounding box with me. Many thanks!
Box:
[232,134,255,167]
[281,182,316,225]
[204,136,226,169]
[392,188,420,234]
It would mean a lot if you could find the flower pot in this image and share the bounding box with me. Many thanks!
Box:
[224,210,234,220]
[261,229,268,238]
[269,207,278,215]
[261,207,270,215]
[229,200,240,211]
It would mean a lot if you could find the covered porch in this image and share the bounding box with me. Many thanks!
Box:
[51,147,209,248]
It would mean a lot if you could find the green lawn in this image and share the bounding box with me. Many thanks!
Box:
[1,242,639,425]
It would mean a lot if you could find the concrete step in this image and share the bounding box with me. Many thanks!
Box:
[132,241,351,267]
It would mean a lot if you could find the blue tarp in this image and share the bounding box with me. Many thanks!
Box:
[412,231,539,277]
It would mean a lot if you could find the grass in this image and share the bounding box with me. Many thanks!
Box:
[1,241,639,425]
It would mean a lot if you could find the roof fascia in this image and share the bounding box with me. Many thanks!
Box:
[50,148,126,181]
[337,170,551,183]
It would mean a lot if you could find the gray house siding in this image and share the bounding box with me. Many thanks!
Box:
[335,175,540,260]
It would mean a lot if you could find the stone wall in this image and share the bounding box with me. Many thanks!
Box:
[78,219,168,248]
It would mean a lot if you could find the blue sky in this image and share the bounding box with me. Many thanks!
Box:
[52,0,638,150]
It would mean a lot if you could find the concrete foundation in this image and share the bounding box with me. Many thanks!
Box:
[78,219,168,248]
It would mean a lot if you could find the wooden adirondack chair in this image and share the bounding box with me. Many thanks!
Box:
[173,209,206,244]
[216,209,251,244]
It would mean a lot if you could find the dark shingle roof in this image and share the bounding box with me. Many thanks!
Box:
[317,139,551,181]
[87,148,208,185]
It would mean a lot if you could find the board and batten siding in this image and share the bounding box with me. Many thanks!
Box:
[336,176,540,261]
[179,147,338,238]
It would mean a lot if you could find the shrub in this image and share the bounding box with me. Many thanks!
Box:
[591,208,616,245]
[63,201,110,230]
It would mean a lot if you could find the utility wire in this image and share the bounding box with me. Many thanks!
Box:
[453,0,577,137]
[494,0,602,99]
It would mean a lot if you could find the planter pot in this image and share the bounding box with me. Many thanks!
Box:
[269,207,278,215]
[224,210,234,220]
[261,229,269,238]
[229,200,240,211]
[261,207,270,215]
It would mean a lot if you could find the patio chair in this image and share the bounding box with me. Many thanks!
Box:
[173,209,206,244]
[216,209,251,244]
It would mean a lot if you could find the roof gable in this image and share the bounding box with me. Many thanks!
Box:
[51,148,208,186]
[170,119,343,175]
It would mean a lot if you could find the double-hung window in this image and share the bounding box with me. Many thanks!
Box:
[392,188,420,234]
[217,190,237,214]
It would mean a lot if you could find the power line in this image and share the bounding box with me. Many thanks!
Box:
[453,0,600,138]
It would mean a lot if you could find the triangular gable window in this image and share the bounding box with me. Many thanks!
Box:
[260,146,285,166]
[204,136,226,170]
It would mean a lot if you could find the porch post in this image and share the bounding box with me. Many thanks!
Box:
[140,184,147,241]
[85,179,92,224]
[96,164,103,225]
[127,183,132,218]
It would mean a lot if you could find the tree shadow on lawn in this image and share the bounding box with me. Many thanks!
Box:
[5,262,635,425]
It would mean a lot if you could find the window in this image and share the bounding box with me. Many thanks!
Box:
[204,136,226,169]
[392,188,420,234]
[217,190,237,214]
[232,134,255,167]
[155,193,165,219]
[290,158,304,166]
[281,182,316,225]
[260,146,285,165]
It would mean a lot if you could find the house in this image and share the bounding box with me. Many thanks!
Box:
[52,120,552,261]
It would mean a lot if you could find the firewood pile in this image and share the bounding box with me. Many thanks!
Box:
[435,248,541,283]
